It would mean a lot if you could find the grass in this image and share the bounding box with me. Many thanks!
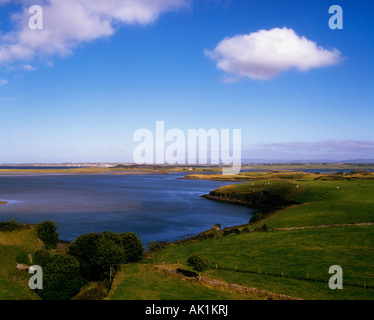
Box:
[207,178,374,228]
[0,227,42,300]
[151,226,374,288]
[108,264,261,300]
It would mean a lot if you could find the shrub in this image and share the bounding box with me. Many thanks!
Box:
[33,249,50,267]
[187,255,211,274]
[95,232,125,280]
[147,240,162,252]
[68,233,101,280]
[38,253,84,300]
[242,227,251,233]
[16,251,30,265]
[0,219,26,232]
[37,221,58,249]
[68,231,128,281]
[223,228,240,236]
[120,232,144,263]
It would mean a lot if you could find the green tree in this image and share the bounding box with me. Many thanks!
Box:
[120,232,144,263]
[96,232,125,282]
[68,231,127,281]
[33,249,50,267]
[37,221,58,249]
[16,251,30,265]
[187,255,211,277]
[38,253,84,300]
[147,240,162,252]
[68,233,101,280]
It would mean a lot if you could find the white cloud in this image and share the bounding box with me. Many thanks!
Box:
[206,27,342,81]
[0,79,8,86]
[0,0,189,64]
[22,64,37,71]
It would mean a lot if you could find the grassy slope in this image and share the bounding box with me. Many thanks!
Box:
[209,178,374,228]
[266,180,374,228]
[151,226,374,299]
[108,264,259,300]
[0,227,42,300]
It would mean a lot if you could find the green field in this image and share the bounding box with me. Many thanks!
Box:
[108,264,262,300]
[0,227,41,300]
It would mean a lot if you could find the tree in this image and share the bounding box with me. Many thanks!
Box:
[68,233,101,280]
[187,255,211,277]
[147,240,162,252]
[120,232,144,263]
[37,221,58,249]
[33,249,50,267]
[96,232,126,282]
[68,231,126,281]
[38,253,84,300]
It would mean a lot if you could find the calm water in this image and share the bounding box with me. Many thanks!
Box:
[0,173,255,244]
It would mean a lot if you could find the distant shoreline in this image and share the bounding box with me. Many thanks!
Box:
[0,169,168,176]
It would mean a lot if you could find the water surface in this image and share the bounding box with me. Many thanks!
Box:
[0,173,255,244]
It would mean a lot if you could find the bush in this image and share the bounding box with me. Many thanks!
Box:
[147,240,162,252]
[95,232,125,280]
[38,253,84,300]
[242,227,251,233]
[68,231,132,281]
[223,228,240,236]
[37,221,58,249]
[68,233,101,280]
[120,232,144,263]
[0,219,26,232]
[33,249,50,267]
[16,251,30,265]
[187,255,211,274]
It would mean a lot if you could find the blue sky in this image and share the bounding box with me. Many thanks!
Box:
[0,0,373,163]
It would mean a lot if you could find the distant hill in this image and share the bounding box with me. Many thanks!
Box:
[241,159,374,164]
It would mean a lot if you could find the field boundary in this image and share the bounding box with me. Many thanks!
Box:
[154,265,303,300]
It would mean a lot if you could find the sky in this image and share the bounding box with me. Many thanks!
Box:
[0,0,373,163]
